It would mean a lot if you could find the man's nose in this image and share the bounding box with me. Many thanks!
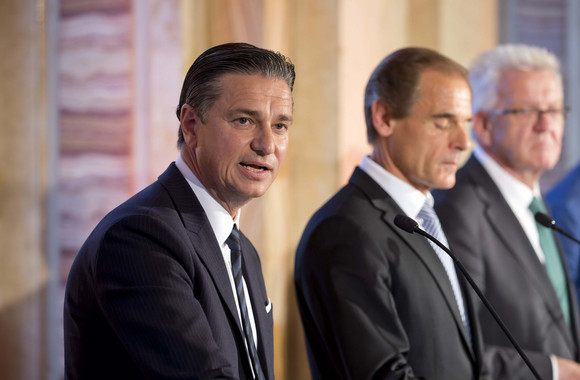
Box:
[251,125,275,155]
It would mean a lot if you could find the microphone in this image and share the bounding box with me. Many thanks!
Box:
[394,214,542,380]
[534,211,580,245]
[393,214,419,233]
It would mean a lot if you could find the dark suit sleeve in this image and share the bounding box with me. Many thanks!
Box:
[435,194,552,380]
[295,215,420,380]
[93,214,234,379]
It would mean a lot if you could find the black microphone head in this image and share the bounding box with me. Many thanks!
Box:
[534,212,555,228]
[394,214,419,234]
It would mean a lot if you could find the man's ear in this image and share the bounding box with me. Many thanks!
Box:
[472,110,493,147]
[180,104,200,148]
[371,99,394,138]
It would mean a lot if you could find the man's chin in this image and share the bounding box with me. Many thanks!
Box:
[240,185,272,201]
[434,178,456,190]
[530,157,559,172]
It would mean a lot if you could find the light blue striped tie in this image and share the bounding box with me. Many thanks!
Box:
[418,199,471,345]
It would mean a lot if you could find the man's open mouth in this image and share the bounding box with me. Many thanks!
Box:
[241,163,268,172]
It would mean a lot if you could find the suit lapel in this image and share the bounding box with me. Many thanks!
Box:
[349,168,475,359]
[466,158,576,351]
[157,163,243,335]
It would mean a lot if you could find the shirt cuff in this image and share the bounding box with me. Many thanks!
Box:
[551,354,558,380]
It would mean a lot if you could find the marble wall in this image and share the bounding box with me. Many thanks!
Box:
[0,0,53,377]
[59,0,134,276]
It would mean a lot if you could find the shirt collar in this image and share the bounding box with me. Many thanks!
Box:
[473,145,541,209]
[176,155,240,245]
[360,155,428,218]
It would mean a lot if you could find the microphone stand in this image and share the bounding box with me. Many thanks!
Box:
[395,215,543,380]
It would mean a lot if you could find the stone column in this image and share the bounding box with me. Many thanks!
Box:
[0,0,55,379]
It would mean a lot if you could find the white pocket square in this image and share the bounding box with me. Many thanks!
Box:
[265,298,272,313]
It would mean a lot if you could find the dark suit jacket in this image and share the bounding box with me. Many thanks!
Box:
[64,163,274,380]
[547,163,580,309]
[434,156,580,380]
[294,168,488,380]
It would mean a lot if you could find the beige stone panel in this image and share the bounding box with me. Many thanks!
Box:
[0,0,49,378]
[180,0,208,72]
[338,0,410,185]
[407,0,498,67]
[408,0,440,47]
[263,0,291,53]
[180,0,264,73]
[178,0,264,49]
[208,0,263,46]
[435,0,497,160]
[286,0,339,240]
[439,0,498,68]
[407,0,497,162]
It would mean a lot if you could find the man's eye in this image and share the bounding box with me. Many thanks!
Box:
[434,121,451,129]
[237,118,250,124]
[273,123,288,131]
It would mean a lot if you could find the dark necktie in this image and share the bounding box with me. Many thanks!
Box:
[417,199,472,345]
[529,196,570,327]
[226,226,265,380]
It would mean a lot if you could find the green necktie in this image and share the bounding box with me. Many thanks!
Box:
[529,196,570,327]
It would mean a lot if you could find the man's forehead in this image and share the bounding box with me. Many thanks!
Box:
[497,69,563,103]
[499,69,560,89]
[215,74,293,119]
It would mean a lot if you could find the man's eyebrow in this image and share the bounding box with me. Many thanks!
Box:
[227,109,260,118]
[432,112,455,118]
[227,109,293,122]
[431,112,473,123]
[276,114,293,123]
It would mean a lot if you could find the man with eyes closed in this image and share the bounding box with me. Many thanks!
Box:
[64,42,294,380]
[295,47,490,379]
[434,44,580,380]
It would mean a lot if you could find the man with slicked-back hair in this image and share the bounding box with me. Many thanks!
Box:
[64,42,295,380]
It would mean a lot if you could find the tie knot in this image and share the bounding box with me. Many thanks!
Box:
[529,196,547,215]
[226,225,241,253]
[418,199,437,222]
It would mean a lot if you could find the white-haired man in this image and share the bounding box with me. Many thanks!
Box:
[435,44,580,379]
